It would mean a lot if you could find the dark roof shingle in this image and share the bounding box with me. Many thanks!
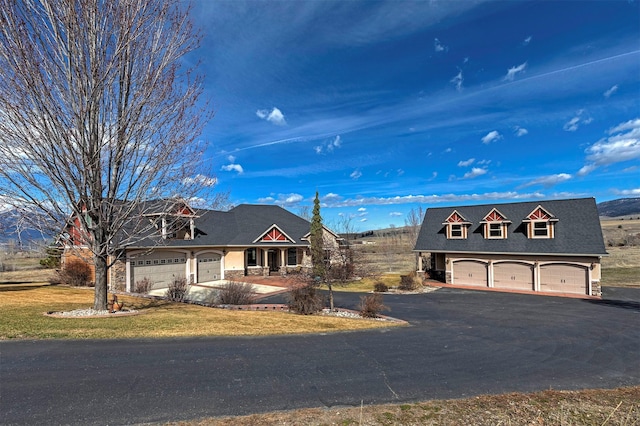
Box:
[414,198,607,256]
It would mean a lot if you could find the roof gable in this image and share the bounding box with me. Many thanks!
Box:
[254,224,296,243]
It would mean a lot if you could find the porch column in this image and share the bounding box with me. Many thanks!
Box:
[416,252,423,272]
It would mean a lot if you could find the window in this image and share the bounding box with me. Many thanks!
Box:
[533,221,549,237]
[489,223,503,238]
[247,248,257,266]
[160,259,166,264]
[287,248,297,266]
[450,224,463,238]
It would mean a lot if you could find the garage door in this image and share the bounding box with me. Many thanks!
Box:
[453,260,487,286]
[197,254,221,283]
[540,264,588,295]
[493,262,534,291]
[131,252,187,289]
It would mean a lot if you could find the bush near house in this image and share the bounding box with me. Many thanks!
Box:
[216,281,256,305]
[133,277,153,294]
[165,277,188,302]
[57,259,93,287]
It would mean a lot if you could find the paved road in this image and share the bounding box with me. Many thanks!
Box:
[1,287,639,425]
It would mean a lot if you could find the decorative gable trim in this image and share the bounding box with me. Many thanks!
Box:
[443,210,472,239]
[523,205,558,239]
[254,224,296,243]
[480,208,511,239]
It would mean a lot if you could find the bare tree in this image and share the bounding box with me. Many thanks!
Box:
[0,0,215,309]
[405,206,425,247]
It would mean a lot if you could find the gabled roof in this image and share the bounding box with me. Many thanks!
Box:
[414,198,607,256]
[128,204,313,248]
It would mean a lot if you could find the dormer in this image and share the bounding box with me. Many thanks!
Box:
[523,205,558,239]
[144,200,198,240]
[443,210,471,239]
[480,208,511,239]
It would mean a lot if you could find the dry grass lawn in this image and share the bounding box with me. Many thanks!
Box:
[168,387,639,426]
[0,285,402,340]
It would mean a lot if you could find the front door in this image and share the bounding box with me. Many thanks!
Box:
[267,250,279,272]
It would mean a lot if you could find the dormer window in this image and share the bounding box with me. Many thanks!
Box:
[524,206,557,239]
[481,208,510,239]
[443,210,471,239]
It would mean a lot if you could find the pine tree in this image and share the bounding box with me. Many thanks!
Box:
[310,192,325,279]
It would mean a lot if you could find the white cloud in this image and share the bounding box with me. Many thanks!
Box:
[319,192,546,208]
[522,173,572,188]
[182,174,218,187]
[350,169,362,179]
[360,218,368,222]
[389,212,403,217]
[434,38,448,52]
[256,107,287,126]
[258,193,303,207]
[463,167,488,179]
[585,118,640,165]
[523,36,532,46]
[563,109,592,132]
[603,85,619,98]
[481,130,502,144]
[314,135,342,154]
[577,164,597,176]
[458,158,475,167]
[397,169,404,176]
[358,207,367,212]
[450,70,463,91]
[614,188,640,196]
[221,163,244,173]
[514,126,528,137]
[504,62,527,81]
[227,155,236,162]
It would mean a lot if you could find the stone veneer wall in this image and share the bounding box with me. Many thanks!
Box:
[591,281,602,297]
[224,270,244,280]
[110,259,126,292]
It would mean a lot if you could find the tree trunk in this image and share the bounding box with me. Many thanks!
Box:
[93,253,108,311]
[328,282,334,311]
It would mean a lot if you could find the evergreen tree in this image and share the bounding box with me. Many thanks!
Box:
[310,192,325,279]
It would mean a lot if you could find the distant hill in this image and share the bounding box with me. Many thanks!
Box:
[597,198,640,218]
[0,210,53,248]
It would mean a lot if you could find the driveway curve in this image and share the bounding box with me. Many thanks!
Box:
[1,287,638,425]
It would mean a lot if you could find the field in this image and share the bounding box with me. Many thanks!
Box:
[600,219,640,287]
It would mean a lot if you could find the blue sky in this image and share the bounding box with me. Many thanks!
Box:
[190,0,640,231]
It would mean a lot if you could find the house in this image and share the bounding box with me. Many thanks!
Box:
[413,198,607,297]
[61,200,343,292]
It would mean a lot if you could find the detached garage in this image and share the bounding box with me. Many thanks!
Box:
[414,198,607,298]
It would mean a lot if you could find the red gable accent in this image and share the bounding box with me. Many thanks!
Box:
[447,211,466,223]
[262,228,288,242]
[485,209,505,222]
[528,207,551,220]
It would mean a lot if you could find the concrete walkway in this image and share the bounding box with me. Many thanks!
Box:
[148,276,296,302]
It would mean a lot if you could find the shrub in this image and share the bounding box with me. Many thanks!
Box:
[287,285,324,315]
[58,259,93,287]
[398,274,420,291]
[216,281,256,305]
[133,277,154,294]
[374,281,389,292]
[40,246,61,269]
[359,293,389,318]
[165,276,189,302]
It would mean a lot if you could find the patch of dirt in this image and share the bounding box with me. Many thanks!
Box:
[167,387,639,426]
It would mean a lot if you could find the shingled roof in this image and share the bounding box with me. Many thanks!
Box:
[128,204,312,248]
[414,198,607,256]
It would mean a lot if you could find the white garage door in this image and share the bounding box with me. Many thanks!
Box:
[493,262,534,291]
[453,260,487,286]
[197,254,221,283]
[131,252,187,289]
[540,264,588,295]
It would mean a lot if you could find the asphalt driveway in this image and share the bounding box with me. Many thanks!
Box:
[1,287,638,425]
